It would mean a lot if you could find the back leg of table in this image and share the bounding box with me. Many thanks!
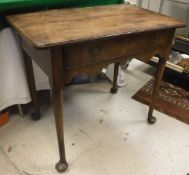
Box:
[23,50,41,120]
[147,56,166,124]
[110,62,120,94]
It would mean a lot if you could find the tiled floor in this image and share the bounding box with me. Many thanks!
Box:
[0,60,189,175]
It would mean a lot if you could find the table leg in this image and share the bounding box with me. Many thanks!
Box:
[50,47,68,172]
[23,50,41,120]
[147,56,166,124]
[53,90,68,172]
[110,62,120,94]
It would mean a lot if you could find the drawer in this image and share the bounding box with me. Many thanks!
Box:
[63,30,170,69]
[82,38,126,64]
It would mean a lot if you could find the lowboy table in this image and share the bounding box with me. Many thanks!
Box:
[6,4,185,173]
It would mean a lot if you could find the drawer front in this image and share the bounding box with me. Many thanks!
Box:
[63,30,170,69]
[82,38,126,64]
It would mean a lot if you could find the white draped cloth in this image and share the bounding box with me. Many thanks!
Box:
[0,28,31,111]
[0,28,50,111]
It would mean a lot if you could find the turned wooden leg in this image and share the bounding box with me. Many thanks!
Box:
[53,90,68,172]
[23,50,41,120]
[147,56,166,124]
[50,47,68,172]
[110,62,120,94]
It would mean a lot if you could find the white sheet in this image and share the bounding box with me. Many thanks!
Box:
[0,28,31,111]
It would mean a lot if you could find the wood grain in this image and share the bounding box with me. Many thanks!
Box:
[6,4,185,48]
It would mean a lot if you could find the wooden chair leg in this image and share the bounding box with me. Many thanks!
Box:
[110,62,120,94]
[23,50,41,120]
[147,56,166,124]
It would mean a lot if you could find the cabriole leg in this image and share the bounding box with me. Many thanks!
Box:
[50,47,68,172]
[23,50,41,120]
[53,90,68,172]
[147,56,166,124]
[110,62,120,94]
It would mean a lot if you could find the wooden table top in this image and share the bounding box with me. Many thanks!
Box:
[7,4,186,48]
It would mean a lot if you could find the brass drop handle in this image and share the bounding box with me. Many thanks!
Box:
[89,45,102,55]
[149,34,157,44]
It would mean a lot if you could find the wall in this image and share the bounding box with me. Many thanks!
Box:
[139,0,189,37]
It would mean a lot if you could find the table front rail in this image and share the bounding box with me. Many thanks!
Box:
[63,29,171,69]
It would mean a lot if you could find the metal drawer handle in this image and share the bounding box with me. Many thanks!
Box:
[149,35,157,44]
[89,46,102,55]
